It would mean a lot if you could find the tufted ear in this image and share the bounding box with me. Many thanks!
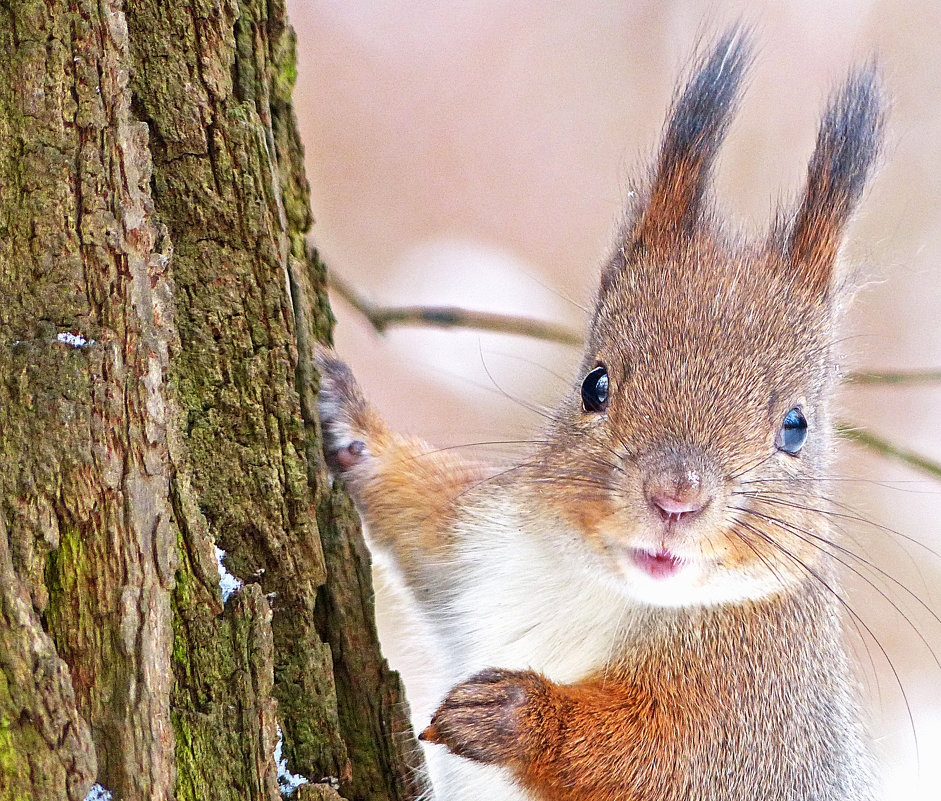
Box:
[630,27,751,252]
[786,64,885,296]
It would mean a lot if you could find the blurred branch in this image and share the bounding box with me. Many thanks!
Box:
[329,271,941,481]
[331,274,941,383]
[836,424,941,481]
[846,369,941,385]
[328,271,583,346]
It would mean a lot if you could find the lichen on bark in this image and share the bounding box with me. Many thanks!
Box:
[0,0,424,799]
[1,0,173,796]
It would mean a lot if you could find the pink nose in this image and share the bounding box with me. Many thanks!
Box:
[648,492,706,523]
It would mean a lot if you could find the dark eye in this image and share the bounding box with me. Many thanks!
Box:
[776,408,807,455]
[581,366,609,413]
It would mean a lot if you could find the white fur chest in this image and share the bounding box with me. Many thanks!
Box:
[444,507,633,684]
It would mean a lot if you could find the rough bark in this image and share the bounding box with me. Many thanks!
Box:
[0,2,424,800]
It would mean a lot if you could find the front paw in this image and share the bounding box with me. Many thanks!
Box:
[419,668,547,765]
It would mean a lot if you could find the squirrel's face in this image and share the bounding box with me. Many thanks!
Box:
[536,238,838,607]
[530,34,882,608]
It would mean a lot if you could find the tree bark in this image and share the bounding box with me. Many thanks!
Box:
[0,2,424,800]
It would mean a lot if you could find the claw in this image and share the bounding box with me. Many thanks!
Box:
[335,439,366,470]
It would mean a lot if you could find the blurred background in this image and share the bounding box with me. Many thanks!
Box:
[286,1,941,797]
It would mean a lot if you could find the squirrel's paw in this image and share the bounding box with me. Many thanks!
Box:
[314,346,373,474]
[419,668,545,765]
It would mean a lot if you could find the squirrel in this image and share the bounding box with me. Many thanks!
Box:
[315,28,885,801]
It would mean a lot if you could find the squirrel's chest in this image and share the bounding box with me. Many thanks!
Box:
[441,517,633,684]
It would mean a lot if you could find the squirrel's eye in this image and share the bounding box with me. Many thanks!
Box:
[581,366,609,413]
[776,408,807,455]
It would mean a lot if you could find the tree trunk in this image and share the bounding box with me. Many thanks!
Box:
[0,2,424,800]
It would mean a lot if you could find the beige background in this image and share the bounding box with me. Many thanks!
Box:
[287,1,941,797]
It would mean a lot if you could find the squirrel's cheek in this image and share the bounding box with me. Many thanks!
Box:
[541,492,620,550]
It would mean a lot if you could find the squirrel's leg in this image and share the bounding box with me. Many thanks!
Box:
[421,668,671,801]
[315,347,488,587]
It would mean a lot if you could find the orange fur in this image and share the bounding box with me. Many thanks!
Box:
[315,345,488,572]
[356,437,488,557]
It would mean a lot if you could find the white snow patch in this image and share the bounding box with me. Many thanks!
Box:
[214,546,242,601]
[84,785,112,801]
[275,724,311,796]
[57,332,94,347]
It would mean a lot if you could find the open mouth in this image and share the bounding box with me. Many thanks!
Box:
[629,548,685,579]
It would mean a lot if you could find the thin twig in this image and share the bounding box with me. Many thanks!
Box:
[837,423,941,481]
[331,274,941,383]
[328,270,941,482]
[328,271,583,346]
[846,369,941,385]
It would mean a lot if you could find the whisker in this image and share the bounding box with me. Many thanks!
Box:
[728,450,779,482]
[478,348,575,386]
[736,506,941,673]
[734,518,921,772]
[737,487,928,584]
[733,491,941,563]
[400,439,549,461]
[477,342,557,423]
[738,475,941,493]
[733,515,885,714]
[727,521,788,588]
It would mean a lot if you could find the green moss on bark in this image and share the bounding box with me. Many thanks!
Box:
[1,0,424,798]
[125,0,357,790]
[0,674,30,801]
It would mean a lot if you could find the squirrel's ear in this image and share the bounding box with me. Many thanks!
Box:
[630,27,751,252]
[785,65,885,295]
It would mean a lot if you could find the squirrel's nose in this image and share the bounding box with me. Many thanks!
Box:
[641,445,717,524]
[648,491,707,523]
[644,465,710,523]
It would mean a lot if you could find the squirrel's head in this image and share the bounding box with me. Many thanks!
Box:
[539,29,885,607]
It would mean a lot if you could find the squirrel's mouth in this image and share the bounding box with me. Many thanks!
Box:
[629,548,685,579]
